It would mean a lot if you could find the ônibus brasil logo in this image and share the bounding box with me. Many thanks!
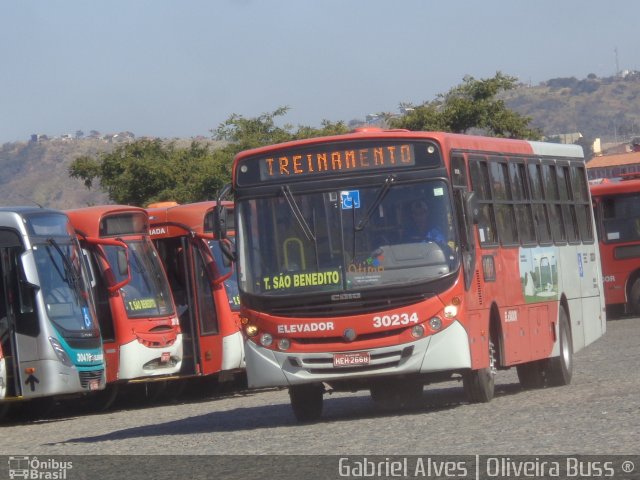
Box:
[8,456,72,479]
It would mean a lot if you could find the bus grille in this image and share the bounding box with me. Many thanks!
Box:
[79,370,103,388]
[291,346,414,375]
[269,293,431,318]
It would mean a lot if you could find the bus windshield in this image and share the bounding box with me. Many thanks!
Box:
[207,238,240,311]
[104,239,174,318]
[237,179,459,296]
[33,238,98,334]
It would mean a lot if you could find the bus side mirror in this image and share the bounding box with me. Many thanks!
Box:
[213,206,229,240]
[219,237,236,265]
[464,191,479,225]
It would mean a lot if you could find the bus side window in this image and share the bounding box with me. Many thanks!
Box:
[542,163,567,244]
[469,157,498,245]
[488,159,518,246]
[527,161,552,245]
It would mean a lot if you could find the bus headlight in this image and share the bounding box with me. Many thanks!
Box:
[49,337,73,367]
[277,338,291,351]
[259,333,273,347]
[428,317,443,331]
[411,325,425,338]
[245,325,258,337]
[443,305,458,318]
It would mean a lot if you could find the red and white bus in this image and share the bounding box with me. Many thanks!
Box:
[590,176,640,316]
[221,128,607,421]
[146,201,244,384]
[66,206,182,405]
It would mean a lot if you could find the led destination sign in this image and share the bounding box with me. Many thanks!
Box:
[259,143,414,180]
[233,139,436,185]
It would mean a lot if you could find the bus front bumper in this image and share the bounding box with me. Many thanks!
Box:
[245,320,471,388]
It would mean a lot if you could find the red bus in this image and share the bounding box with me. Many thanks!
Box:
[66,206,182,405]
[146,201,244,384]
[221,128,607,421]
[590,177,640,316]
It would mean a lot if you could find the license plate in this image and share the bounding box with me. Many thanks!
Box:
[89,379,100,391]
[161,352,170,363]
[333,352,370,367]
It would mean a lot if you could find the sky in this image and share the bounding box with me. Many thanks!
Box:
[2,0,639,144]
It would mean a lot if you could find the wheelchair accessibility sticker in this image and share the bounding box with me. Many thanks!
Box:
[341,190,360,209]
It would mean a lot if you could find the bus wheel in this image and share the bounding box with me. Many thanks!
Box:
[629,279,640,315]
[516,361,545,389]
[542,308,573,387]
[463,339,496,403]
[289,383,324,423]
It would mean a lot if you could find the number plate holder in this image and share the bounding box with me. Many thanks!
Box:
[333,351,370,368]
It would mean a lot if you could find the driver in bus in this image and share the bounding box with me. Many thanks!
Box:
[403,199,447,247]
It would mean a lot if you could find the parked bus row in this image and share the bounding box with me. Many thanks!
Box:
[0,201,243,419]
[3,128,631,424]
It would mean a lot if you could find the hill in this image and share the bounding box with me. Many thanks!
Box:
[4,72,640,209]
[503,72,640,142]
[0,138,112,209]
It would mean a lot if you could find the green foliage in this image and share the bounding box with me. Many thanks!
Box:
[391,72,542,139]
[69,108,349,207]
[212,107,349,159]
[69,139,228,206]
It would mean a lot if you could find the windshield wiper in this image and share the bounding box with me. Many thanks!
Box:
[355,174,396,231]
[47,238,81,300]
[280,185,316,242]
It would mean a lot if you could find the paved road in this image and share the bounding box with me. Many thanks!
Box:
[1,317,638,457]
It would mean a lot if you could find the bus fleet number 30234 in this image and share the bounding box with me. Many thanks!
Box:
[372,312,419,328]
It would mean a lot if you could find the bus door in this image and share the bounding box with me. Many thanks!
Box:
[156,235,224,376]
[189,240,224,376]
[0,231,37,399]
[156,236,200,375]
[82,246,119,383]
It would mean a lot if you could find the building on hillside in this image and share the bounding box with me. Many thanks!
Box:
[30,134,49,143]
[586,146,640,180]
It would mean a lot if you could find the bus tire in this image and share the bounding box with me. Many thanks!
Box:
[516,361,545,389]
[463,339,496,403]
[542,308,573,387]
[289,383,324,423]
[629,278,640,315]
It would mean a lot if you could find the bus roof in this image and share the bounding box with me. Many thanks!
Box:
[0,207,69,235]
[147,201,233,239]
[231,129,584,184]
[590,177,640,197]
[0,206,63,216]
[66,205,148,237]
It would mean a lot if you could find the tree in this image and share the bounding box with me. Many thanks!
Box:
[390,72,542,139]
[212,106,349,159]
[69,108,349,206]
[69,139,227,206]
